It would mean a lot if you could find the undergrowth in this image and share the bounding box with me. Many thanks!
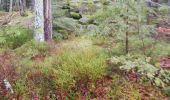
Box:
[0,26,32,49]
[1,39,143,99]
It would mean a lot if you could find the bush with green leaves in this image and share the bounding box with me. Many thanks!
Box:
[0,26,32,49]
[109,55,170,88]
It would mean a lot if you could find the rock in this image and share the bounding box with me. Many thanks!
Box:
[93,0,100,3]
[70,6,79,13]
[70,12,82,19]
[62,4,70,9]
[79,6,89,15]
[87,24,97,30]
[102,0,111,5]
[53,17,78,31]
[82,0,89,5]
[79,17,90,24]
[79,25,87,31]
[95,3,102,9]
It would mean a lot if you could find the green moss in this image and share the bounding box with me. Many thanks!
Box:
[70,12,81,19]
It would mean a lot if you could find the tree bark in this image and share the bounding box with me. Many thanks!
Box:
[30,0,34,11]
[44,0,53,41]
[168,0,170,23]
[9,0,13,12]
[19,0,26,16]
[0,0,2,10]
[0,0,1,4]
[34,0,45,42]
[125,2,129,54]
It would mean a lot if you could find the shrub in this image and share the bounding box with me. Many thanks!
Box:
[55,46,108,89]
[15,40,49,62]
[109,55,170,88]
[0,26,32,49]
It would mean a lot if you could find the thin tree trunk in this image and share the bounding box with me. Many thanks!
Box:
[44,0,53,41]
[168,0,170,8]
[34,0,45,42]
[19,0,26,16]
[9,0,13,12]
[0,0,1,5]
[15,0,20,11]
[125,30,129,54]
[168,0,170,23]
[30,0,34,11]
[125,2,129,54]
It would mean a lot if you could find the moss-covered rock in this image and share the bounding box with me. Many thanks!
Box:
[70,12,82,19]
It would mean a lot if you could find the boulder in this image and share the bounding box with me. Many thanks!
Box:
[79,17,90,24]
[87,24,97,30]
[70,12,82,19]
[93,0,100,3]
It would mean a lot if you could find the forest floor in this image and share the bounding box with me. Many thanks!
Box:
[0,11,170,99]
[0,11,34,28]
[0,36,169,99]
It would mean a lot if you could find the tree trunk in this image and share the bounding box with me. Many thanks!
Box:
[14,0,20,11]
[0,0,1,5]
[44,0,53,41]
[19,0,26,16]
[125,2,129,54]
[125,30,129,54]
[9,0,13,12]
[30,0,34,11]
[34,0,45,42]
[168,0,170,23]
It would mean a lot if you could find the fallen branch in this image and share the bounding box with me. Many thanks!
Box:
[3,79,14,94]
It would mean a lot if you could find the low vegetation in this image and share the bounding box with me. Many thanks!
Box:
[1,0,170,99]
